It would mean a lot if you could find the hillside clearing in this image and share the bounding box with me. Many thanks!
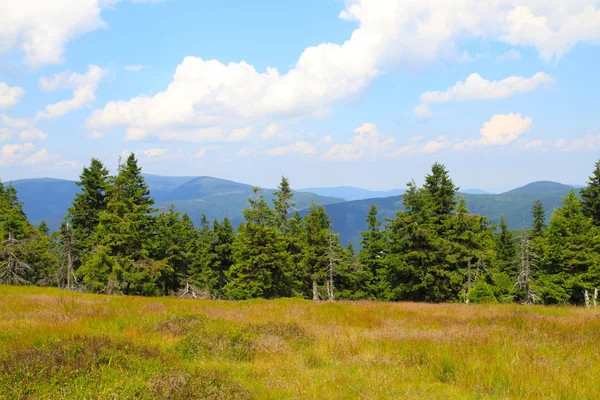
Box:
[1,286,599,399]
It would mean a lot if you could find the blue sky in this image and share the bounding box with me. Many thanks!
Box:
[1,0,599,192]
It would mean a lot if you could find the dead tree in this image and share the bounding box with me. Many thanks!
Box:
[515,232,539,304]
[594,288,598,308]
[326,229,339,301]
[312,280,319,301]
[62,223,77,290]
[0,232,33,285]
[584,289,590,309]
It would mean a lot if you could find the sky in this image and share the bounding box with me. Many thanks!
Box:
[1,0,599,192]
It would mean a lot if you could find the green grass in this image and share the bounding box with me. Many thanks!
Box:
[1,285,599,399]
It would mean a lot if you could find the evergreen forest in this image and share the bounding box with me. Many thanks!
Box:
[2,153,600,305]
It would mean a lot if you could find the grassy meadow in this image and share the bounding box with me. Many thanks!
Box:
[1,286,599,399]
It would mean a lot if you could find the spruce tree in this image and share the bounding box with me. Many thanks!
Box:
[423,162,459,216]
[67,158,109,262]
[226,188,292,299]
[495,216,516,273]
[204,216,235,299]
[37,221,50,236]
[273,176,295,233]
[580,160,600,226]
[78,154,162,295]
[531,200,546,236]
[359,203,383,296]
[539,191,600,304]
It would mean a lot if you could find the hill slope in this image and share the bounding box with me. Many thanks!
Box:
[5,175,344,231]
[321,181,578,247]
[298,186,404,201]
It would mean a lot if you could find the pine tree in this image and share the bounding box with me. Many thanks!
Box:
[78,155,163,295]
[204,216,235,299]
[423,162,459,217]
[226,188,292,299]
[273,176,295,233]
[359,203,383,296]
[539,191,600,304]
[37,221,50,236]
[581,160,600,226]
[495,216,517,273]
[531,200,546,237]
[67,158,109,262]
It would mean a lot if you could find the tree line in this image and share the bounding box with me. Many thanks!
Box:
[1,154,599,305]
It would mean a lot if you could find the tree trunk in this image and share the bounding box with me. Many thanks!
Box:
[312,280,319,301]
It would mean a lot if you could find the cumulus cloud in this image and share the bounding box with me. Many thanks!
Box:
[455,113,533,149]
[0,82,25,108]
[87,1,600,142]
[22,148,50,165]
[0,0,164,67]
[267,141,316,156]
[0,142,36,166]
[415,72,555,116]
[497,49,521,62]
[36,65,109,120]
[0,114,46,142]
[143,147,168,157]
[321,123,394,160]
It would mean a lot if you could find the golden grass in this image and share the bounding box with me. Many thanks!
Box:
[1,285,599,399]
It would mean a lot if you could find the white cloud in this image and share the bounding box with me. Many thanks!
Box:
[499,3,600,62]
[1,114,29,129]
[321,123,394,160]
[0,0,163,67]
[267,141,316,156]
[22,148,50,165]
[0,142,35,166]
[36,65,109,120]
[260,123,289,141]
[125,65,144,72]
[0,82,24,108]
[455,113,533,149]
[555,134,600,151]
[87,1,600,142]
[387,136,452,157]
[19,128,48,141]
[415,72,555,116]
[143,147,168,157]
[497,49,521,62]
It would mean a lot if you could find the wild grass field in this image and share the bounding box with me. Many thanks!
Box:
[1,286,599,399]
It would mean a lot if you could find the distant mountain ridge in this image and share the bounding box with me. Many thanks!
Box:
[319,181,581,247]
[4,176,583,246]
[6,175,344,231]
[298,186,404,201]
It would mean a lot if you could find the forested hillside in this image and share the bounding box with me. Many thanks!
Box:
[11,175,343,232]
[1,154,599,305]
[324,181,576,247]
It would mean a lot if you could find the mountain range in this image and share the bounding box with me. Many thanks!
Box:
[5,175,581,247]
